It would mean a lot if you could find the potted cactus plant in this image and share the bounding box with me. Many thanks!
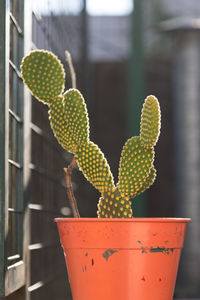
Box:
[21,50,190,300]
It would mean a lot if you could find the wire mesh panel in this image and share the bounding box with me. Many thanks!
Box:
[8,0,24,265]
[0,1,133,299]
[0,0,26,296]
[28,2,85,299]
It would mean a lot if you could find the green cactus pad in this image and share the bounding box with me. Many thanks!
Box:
[140,95,161,148]
[97,188,132,218]
[63,89,89,146]
[118,136,154,198]
[49,96,77,153]
[132,166,156,198]
[76,141,115,194]
[21,50,65,104]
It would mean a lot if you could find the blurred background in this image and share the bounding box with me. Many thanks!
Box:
[0,0,199,299]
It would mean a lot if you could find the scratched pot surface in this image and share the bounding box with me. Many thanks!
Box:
[56,218,190,300]
[65,247,180,300]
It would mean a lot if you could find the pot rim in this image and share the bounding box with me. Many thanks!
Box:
[55,217,191,223]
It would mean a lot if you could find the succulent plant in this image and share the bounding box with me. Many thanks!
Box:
[21,49,161,218]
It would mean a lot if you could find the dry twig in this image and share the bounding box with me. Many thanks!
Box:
[65,50,77,89]
[63,157,80,218]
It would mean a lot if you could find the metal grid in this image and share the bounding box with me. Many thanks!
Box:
[7,0,24,267]
[0,0,26,296]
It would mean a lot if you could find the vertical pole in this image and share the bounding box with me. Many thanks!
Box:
[81,0,90,100]
[0,0,9,296]
[128,0,146,216]
[172,29,200,297]
[23,0,32,299]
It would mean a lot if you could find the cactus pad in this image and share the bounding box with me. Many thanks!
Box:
[48,96,77,153]
[21,50,65,104]
[132,166,156,198]
[97,188,132,218]
[20,49,161,219]
[76,141,115,194]
[118,136,154,198]
[63,89,89,146]
[140,95,161,148]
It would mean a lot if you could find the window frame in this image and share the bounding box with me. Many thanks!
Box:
[0,0,32,296]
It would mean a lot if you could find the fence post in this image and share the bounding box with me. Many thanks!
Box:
[161,18,200,297]
[127,0,146,216]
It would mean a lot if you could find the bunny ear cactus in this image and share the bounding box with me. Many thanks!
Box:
[75,141,115,194]
[21,50,89,153]
[21,50,65,104]
[118,136,154,198]
[97,189,132,218]
[140,95,161,148]
[21,49,113,193]
[63,89,89,146]
[97,95,161,218]
[21,50,161,218]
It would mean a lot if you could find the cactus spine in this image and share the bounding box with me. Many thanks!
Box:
[21,50,161,218]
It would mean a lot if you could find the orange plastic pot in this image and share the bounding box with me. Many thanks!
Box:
[55,218,190,300]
